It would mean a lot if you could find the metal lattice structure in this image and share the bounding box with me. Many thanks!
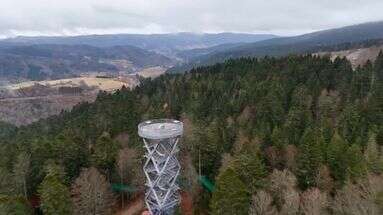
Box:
[138,119,183,215]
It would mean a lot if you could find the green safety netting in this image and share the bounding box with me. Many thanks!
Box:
[111,175,214,193]
[198,175,214,192]
[111,184,138,193]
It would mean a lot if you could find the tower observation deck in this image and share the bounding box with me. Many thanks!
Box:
[138,119,183,215]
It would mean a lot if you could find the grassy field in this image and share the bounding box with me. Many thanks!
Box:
[5,76,137,92]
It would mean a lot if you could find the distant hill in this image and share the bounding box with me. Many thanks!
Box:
[0,121,16,139]
[0,33,278,58]
[169,21,383,73]
[175,42,247,62]
[0,44,173,82]
[314,41,383,68]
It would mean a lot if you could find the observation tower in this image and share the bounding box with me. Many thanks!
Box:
[138,119,183,215]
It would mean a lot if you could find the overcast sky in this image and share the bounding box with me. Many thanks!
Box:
[1,0,383,38]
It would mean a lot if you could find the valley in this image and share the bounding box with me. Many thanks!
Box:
[0,4,382,213]
[0,93,96,125]
[0,67,161,125]
[1,23,383,126]
[0,33,275,126]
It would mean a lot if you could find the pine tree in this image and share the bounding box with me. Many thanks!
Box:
[255,83,285,137]
[326,132,348,185]
[366,52,383,127]
[210,168,249,215]
[338,104,362,145]
[0,200,32,215]
[283,86,313,145]
[345,144,367,180]
[92,132,120,172]
[0,167,13,195]
[364,132,383,174]
[377,127,383,147]
[374,51,383,82]
[317,89,340,125]
[283,108,313,146]
[296,127,323,189]
[320,117,334,144]
[54,131,89,180]
[233,149,267,192]
[38,164,72,215]
[196,120,224,179]
[0,167,32,214]
[12,152,30,198]
[271,126,287,149]
[231,132,267,193]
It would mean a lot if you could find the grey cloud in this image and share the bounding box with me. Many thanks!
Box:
[0,0,382,37]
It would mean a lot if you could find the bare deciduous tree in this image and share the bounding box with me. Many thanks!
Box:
[179,153,199,210]
[218,153,233,174]
[71,167,115,215]
[280,191,300,215]
[249,190,277,215]
[236,106,254,127]
[332,174,383,215]
[268,169,300,215]
[265,146,280,169]
[283,145,298,171]
[316,165,334,193]
[232,131,251,155]
[300,188,328,215]
[116,147,143,189]
[114,132,130,148]
[116,147,142,207]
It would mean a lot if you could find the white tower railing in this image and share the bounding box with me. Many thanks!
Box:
[138,119,183,215]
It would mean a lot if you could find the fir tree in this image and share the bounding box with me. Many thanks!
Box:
[296,127,324,189]
[12,152,31,198]
[38,164,72,215]
[0,200,32,215]
[0,167,32,214]
[374,51,383,82]
[54,131,89,180]
[196,120,224,179]
[365,132,383,174]
[345,144,367,180]
[210,168,249,215]
[233,148,267,192]
[326,132,348,185]
[338,104,362,145]
[91,132,120,173]
[271,126,287,149]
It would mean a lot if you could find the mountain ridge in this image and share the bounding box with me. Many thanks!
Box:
[0,44,173,82]
[1,32,278,58]
[168,21,383,73]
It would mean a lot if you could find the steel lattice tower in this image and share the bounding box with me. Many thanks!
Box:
[138,119,183,215]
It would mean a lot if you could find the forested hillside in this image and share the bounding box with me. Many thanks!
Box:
[1,33,277,59]
[0,44,173,82]
[169,21,383,73]
[0,53,382,214]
